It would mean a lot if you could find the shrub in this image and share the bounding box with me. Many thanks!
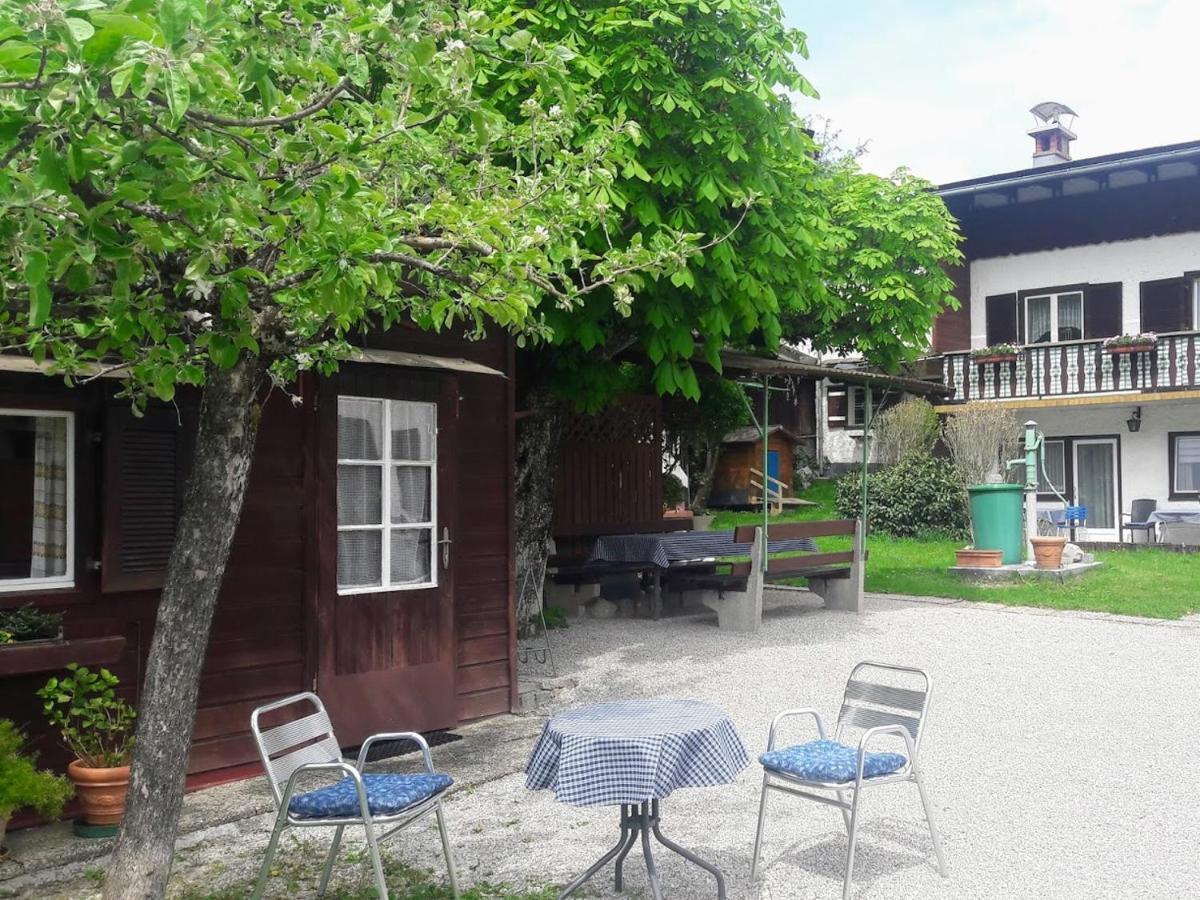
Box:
[38,665,136,768]
[871,398,939,465]
[0,606,63,643]
[942,403,1019,486]
[662,471,685,508]
[835,456,969,539]
[0,719,73,824]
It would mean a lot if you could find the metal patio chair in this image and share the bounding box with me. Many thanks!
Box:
[249,693,460,900]
[1054,505,1087,537]
[750,661,947,900]
[1120,498,1157,544]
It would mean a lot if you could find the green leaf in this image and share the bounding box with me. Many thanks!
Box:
[64,16,95,42]
[158,0,192,45]
[163,68,190,125]
[413,36,436,66]
[24,250,49,327]
[110,63,134,98]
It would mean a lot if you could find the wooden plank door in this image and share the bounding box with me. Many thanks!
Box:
[314,368,459,745]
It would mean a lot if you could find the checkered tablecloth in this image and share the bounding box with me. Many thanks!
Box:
[590,530,817,570]
[525,699,750,807]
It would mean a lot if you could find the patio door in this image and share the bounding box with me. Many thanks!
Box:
[1072,438,1119,541]
[314,369,459,745]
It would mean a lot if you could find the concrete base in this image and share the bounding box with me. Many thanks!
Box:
[949,560,1103,582]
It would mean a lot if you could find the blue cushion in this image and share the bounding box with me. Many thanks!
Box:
[760,739,906,783]
[288,772,452,819]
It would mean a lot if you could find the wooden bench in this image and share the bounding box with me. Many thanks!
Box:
[672,519,864,632]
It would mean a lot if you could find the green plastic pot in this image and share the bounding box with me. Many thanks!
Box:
[967,483,1025,565]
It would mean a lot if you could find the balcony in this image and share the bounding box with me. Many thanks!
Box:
[941,333,1200,403]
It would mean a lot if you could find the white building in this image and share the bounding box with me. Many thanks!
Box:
[930,108,1200,542]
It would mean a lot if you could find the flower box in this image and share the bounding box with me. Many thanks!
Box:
[954,548,1003,568]
[973,353,1019,365]
[1103,333,1157,354]
[0,636,126,677]
[1105,343,1154,355]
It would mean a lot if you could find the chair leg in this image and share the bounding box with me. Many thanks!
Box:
[750,775,770,880]
[842,789,863,900]
[317,825,345,897]
[251,806,290,900]
[913,771,948,877]
[363,821,389,900]
[834,788,852,833]
[435,801,461,899]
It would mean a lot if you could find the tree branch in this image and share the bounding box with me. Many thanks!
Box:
[177,76,353,128]
[0,45,47,90]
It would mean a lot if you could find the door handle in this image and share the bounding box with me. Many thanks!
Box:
[438,527,452,569]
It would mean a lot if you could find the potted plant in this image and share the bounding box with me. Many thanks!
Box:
[38,664,136,827]
[1103,333,1157,354]
[970,343,1020,364]
[0,605,64,645]
[0,719,73,858]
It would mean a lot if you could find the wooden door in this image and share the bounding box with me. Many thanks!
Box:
[314,369,459,745]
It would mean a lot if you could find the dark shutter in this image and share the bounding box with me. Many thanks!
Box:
[985,293,1018,345]
[1140,278,1190,333]
[1084,282,1122,339]
[100,402,190,593]
[826,385,847,430]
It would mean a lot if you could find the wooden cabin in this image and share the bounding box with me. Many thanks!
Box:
[709,425,799,508]
[0,324,515,797]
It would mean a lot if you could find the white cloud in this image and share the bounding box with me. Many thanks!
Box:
[788,0,1200,182]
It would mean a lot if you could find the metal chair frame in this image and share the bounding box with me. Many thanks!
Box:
[750,661,947,900]
[249,692,459,900]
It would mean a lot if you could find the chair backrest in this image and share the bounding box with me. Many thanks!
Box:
[250,692,343,805]
[1064,505,1087,526]
[834,661,933,756]
[1130,498,1157,521]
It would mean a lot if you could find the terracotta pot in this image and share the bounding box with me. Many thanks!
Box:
[67,760,131,826]
[1030,536,1067,570]
[955,548,1003,568]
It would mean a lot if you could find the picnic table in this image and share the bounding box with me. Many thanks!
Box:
[588,529,818,618]
[526,699,749,900]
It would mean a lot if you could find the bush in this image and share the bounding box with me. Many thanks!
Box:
[835,456,969,539]
[942,403,1019,486]
[871,398,939,465]
[662,471,685,508]
[0,719,73,824]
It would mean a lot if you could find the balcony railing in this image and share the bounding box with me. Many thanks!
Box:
[942,333,1200,402]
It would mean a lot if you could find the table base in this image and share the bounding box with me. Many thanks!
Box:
[558,799,726,900]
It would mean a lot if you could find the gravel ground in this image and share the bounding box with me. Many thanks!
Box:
[10,592,1200,899]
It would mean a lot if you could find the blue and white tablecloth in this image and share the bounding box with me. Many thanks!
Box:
[525,699,749,807]
[590,529,817,570]
[1147,508,1200,525]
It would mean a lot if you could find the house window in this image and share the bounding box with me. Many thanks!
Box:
[1140,277,1193,334]
[1038,439,1067,495]
[847,386,892,427]
[336,397,437,594]
[0,410,74,592]
[1171,433,1200,497]
[1025,291,1083,344]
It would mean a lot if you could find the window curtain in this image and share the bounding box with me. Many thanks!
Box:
[1177,437,1200,492]
[1027,297,1052,343]
[1076,443,1115,529]
[1058,293,1083,341]
[30,417,68,578]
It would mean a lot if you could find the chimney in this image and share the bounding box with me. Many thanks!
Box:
[1028,101,1077,167]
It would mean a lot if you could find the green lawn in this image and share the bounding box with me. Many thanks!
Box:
[708,480,1200,620]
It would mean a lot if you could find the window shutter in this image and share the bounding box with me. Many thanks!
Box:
[1084,282,1122,339]
[1140,278,1190,333]
[985,293,1018,345]
[826,385,847,430]
[100,402,191,593]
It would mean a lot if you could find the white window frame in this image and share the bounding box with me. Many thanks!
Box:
[336,397,437,595]
[1191,278,1200,333]
[1024,291,1085,344]
[847,386,871,427]
[0,408,75,593]
[1171,433,1200,497]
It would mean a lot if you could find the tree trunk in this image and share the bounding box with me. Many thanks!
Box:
[690,441,721,511]
[103,356,265,900]
[514,390,566,636]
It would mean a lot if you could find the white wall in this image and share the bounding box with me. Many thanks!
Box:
[969,231,1200,349]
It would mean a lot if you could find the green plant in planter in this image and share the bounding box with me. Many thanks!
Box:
[0,719,74,845]
[38,665,136,768]
[0,605,64,643]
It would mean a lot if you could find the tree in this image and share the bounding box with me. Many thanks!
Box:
[0,2,694,895]
[661,376,748,510]
[871,397,940,466]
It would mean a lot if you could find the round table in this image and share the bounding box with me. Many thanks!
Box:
[526,699,749,899]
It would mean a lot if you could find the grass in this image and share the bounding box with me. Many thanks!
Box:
[706,480,1200,620]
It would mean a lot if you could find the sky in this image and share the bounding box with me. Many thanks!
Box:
[779,0,1200,184]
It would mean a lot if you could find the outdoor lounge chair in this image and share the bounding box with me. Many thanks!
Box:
[750,661,947,900]
[249,692,460,900]
[1120,498,1157,544]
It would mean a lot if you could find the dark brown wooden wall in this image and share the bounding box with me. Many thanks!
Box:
[712,434,794,497]
[932,263,971,353]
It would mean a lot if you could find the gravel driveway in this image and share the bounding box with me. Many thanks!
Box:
[447,592,1200,899]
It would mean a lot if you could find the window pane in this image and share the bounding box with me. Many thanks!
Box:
[0,414,69,582]
[1176,436,1200,492]
[337,465,382,526]
[390,529,432,585]
[390,401,436,461]
[1140,279,1191,334]
[1027,297,1052,343]
[337,530,382,589]
[391,467,431,524]
[338,398,383,460]
[1057,293,1083,341]
[1039,441,1065,493]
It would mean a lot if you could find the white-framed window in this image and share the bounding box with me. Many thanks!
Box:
[336,397,437,594]
[1171,433,1200,496]
[1025,291,1084,344]
[0,409,75,592]
[1038,439,1067,494]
